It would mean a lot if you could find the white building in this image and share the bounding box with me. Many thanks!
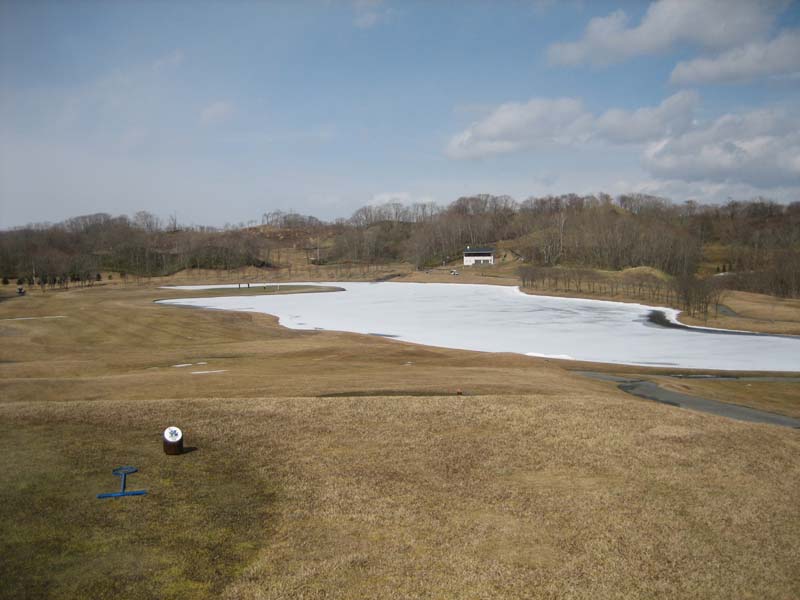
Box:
[463,246,494,266]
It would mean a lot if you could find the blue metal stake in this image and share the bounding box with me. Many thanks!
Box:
[97,466,147,499]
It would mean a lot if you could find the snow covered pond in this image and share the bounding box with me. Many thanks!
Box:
[158,282,800,372]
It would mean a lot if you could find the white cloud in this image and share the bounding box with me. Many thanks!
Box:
[595,91,698,143]
[531,0,557,13]
[548,0,780,66]
[353,0,389,29]
[670,29,800,84]
[152,49,184,72]
[446,97,592,158]
[446,92,698,158]
[201,101,234,124]
[7,51,191,151]
[642,108,800,187]
[447,92,800,191]
[613,177,800,205]
[118,127,148,151]
[372,192,412,204]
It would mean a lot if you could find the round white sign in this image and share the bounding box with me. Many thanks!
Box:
[163,426,183,442]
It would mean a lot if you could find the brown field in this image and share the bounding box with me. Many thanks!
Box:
[1,275,799,599]
[681,290,800,335]
[654,377,800,419]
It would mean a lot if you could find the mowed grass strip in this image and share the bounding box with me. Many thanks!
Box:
[154,284,343,301]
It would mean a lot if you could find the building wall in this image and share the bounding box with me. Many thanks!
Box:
[463,256,494,266]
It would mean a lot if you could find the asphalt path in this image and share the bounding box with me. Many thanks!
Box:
[576,371,800,429]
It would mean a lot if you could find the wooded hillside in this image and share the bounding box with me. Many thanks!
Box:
[2,195,798,298]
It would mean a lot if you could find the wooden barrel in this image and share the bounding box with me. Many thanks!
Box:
[163,426,184,455]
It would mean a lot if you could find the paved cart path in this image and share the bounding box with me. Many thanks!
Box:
[575,371,800,429]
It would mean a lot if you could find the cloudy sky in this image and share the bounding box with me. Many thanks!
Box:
[1,0,799,228]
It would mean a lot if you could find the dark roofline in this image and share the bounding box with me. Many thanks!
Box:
[463,247,494,255]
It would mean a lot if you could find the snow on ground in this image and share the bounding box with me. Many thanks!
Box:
[158,282,800,372]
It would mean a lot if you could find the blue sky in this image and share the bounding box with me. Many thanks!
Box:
[1,0,798,228]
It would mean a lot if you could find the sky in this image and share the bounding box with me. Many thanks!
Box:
[1,0,799,229]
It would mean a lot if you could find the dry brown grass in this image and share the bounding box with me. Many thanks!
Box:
[157,261,407,286]
[655,377,800,419]
[680,290,800,335]
[2,277,800,599]
[154,284,342,301]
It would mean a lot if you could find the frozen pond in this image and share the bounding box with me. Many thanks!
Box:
[158,282,800,372]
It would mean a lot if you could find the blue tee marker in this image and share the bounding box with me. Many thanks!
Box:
[97,466,147,499]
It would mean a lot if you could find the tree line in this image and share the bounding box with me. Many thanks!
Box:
[517,265,724,318]
[0,211,274,288]
[325,194,799,298]
[2,195,798,298]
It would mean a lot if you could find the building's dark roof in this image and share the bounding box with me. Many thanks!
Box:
[463,246,494,255]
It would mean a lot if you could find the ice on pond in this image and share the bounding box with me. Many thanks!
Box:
[158,282,800,372]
